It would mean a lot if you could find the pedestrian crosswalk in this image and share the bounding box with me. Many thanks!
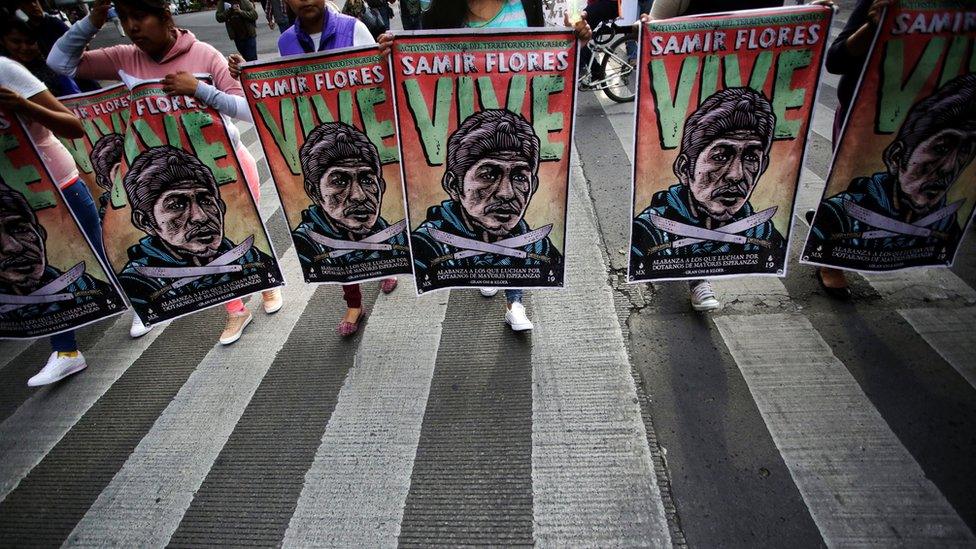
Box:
[2,6,976,546]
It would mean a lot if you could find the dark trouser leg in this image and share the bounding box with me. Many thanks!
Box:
[342,284,363,309]
[234,37,258,61]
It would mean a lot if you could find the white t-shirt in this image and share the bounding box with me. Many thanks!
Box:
[0,57,79,189]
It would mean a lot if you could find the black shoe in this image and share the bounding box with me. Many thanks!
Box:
[815,268,852,300]
[804,209,815,225]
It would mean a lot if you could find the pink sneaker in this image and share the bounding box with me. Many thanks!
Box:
[380,278,398,294]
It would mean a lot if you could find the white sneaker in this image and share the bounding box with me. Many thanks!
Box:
[28,352,87,387]
[505,302,534,331]
[130,314,153,338]
[690,281,721,311]
[480,287,499,297]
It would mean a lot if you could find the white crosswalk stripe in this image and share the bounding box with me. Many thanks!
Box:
[64,252,317,547]
[531,155,671,546]
[714,313,975,546]
[899,307,976,390]
[281,284,450,548]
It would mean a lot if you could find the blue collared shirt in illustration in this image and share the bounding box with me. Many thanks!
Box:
[809,171,962,251]
[118,236,273,310]
[631,183,784,262]
[411,199,563,271]
[292,204,409,269]
[0,265,114,321]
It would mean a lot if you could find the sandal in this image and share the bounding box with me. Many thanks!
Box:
[337,308,368,337]
[816,268,852,300]
[380,277,398,294]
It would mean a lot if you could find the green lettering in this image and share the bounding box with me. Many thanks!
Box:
[356,87,398,163]
[114,119,165,207]
[700,56,720,104]
[296,96,315,137]
[458,76,476,122]
[257,100,301,175]
[940,35,968,86]
[476,76,501,110]
[183,112,236,184]
[772,49,812,139]
[59,135,93,174]
[404,77,452,165]
[878,38,945,133]
[532,75,565,161]
[651,57,699,149]
[0,135,55,209]
[338,90,354,125]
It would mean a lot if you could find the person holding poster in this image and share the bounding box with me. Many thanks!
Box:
[630,3,831,311]
[630,87,785,277]
[802,1,976,275]
[47,0,285,345]
[807,74,976,269]
[116,144,278,311]
[383,0,590,331]
[233,0,401,336]
[0,56,125,386]
[0,16,81,97]
[807,0,892,298]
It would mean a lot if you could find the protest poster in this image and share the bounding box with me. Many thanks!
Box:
[392,29,578,294]
[101,79,283,326]
[240,45,411,285]
[0,108,126,339]
[57,84,130,220]
[542,0,583,27]
[802,1,976,272]
[628,5,831,282]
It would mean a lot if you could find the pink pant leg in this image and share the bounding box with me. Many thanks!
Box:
[224,145,261,316]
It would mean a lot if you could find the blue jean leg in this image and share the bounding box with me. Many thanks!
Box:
[50,180,104,353]
[505,289,523,304]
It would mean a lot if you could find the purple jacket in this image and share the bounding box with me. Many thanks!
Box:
[277,10,357,56]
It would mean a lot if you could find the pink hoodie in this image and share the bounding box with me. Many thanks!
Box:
[72,29,243,97]
[58,26,259,204]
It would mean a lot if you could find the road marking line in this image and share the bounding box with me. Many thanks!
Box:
[63,252,317,547]
[0,340,34,372]
[899,307,976,390]
[714,313,975,546]
[280,282,449,548]
[0,313,166,503]
[531,153,671,546]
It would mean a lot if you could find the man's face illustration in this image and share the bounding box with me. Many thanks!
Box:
[316,159,382,236]
[681,131,766,223]
[888,127,976,213]
[0,208,46,289]
[143,183,224,258]
[454,151,535,236]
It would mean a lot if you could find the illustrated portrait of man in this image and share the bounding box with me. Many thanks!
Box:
[90,133,124,219]
[0,182,112,321]
[117,145,273,310]
[411,109,563,272]
[631,87,784,264]
[292,122,408,269]
[809,73,976,253]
